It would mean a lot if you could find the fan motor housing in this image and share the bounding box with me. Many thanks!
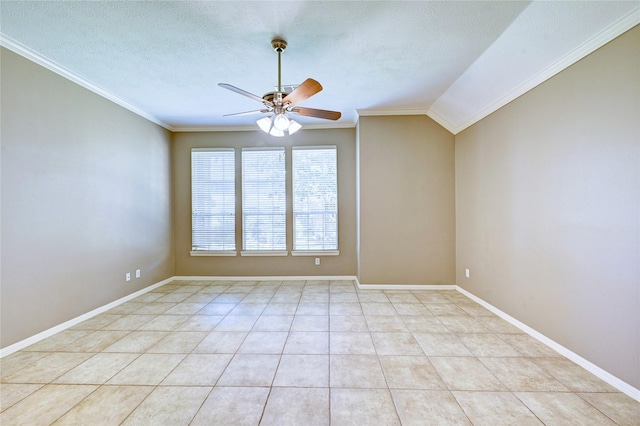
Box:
[262,91,290,103]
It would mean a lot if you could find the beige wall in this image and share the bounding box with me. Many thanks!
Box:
[1,48,174,348]
[172,129,357,277]
[3,21,637,393]
[357,115,456,285]
[456,26,639,388]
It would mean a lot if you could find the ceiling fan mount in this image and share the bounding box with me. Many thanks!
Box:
[218,38,341,136]
[271,38,287,53]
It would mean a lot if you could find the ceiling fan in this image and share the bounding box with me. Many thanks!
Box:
[218,38,341,137]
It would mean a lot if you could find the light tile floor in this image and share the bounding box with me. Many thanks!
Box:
[1,279,639,425]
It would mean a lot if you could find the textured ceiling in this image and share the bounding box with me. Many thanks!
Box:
[1,1,638,133]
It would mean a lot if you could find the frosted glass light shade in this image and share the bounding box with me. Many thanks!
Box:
[273,113,290,130]
[288,119,302,134]
[257,116,273,133]
[257,114,300,137]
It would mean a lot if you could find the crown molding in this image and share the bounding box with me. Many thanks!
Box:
[356,108,459,135]
[0,34,355,135]
[356,109,428,117]
[4,6,637,136]
[172,121,357,133]
[444,6,640,135]
[0,34,173,131]
[172,125,260,133]
[425,109,457,135]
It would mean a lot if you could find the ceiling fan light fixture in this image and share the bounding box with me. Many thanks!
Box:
[273,113,290,131]
[257,116,273,133]
[288,119,302,135]
[257,114,299,137]
[269,127,285,137]
[257,115,287,137]
[220,38,340,136]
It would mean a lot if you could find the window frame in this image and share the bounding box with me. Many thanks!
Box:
[240,146,288,255]
[190,148,237,256]
[291,145,339,256]
[189,144,341,257]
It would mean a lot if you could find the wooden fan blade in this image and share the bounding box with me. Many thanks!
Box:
[291,106,341,121]
[223,109,269,117]
[282,78,322,106]
[218,83,273,107]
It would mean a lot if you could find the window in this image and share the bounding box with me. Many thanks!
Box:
[190,145,339,256]
[242,147,287,253]
[191,149,236,253]
[292,146,338,251]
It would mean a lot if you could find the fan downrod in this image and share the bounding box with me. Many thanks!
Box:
[271,39,287,53]
[218,37,341,124]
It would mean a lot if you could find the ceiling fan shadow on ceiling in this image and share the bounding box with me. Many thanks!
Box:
[218,38,341,137]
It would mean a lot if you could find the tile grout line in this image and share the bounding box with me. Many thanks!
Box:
[257,281,282,426]
[114,281,218,424]
[328,297,333,426]
[3,279,639,424]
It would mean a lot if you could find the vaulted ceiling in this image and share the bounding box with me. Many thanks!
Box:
[1,1,638,133]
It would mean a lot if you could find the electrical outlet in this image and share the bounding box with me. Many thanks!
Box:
[315,258,320,265]
[465,268,470,278]
[126,273,131,282]
[136,269,141,278]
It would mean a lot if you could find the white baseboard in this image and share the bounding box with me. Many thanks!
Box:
[356,282,457,290]
[4,275,638,403]
[174,275,359,282]
[0,277,174,358]
[456,286,640,403]
[0,275,358,357]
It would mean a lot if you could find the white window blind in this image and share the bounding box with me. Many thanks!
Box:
[242,147,286,251]
[292,146,338,251]
[191,149,236,251]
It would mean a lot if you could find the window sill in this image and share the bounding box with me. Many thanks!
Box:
[291,250,340,256]
[240,250,288,257]
[190,250,237,257]
[190,250,338,257]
